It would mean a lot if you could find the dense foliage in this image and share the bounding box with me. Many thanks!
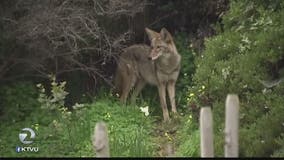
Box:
[178,0,284,157]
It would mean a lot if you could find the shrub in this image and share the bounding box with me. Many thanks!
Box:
[0,81,39,122]
[175,33,196,111]
[178,0,284,157]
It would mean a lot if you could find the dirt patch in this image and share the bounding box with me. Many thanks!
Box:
[152,116,181,157]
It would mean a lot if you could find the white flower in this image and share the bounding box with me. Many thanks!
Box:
[72,103,85,110]
[140,106,149,116]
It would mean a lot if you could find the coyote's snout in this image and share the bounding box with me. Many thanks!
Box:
[114,27,181,121]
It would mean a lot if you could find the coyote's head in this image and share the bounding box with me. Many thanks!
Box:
[145,27,178,60]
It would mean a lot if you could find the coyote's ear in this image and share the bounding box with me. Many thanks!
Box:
[145,28,159,41]
[160,28,173,43]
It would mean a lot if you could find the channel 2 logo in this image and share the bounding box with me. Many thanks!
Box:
[16,128,39,153]
[19,128,35,144]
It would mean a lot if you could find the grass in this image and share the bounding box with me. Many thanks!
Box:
[175,113,200,157]
[0,81,199,157]
[0,98,156,157]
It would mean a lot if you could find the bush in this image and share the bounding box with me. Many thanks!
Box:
[177,0,284,157]
[272,133,284,157]
[175,33,196,111]
[0,81,39,122]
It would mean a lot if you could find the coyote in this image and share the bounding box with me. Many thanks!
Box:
[114,28,181,121]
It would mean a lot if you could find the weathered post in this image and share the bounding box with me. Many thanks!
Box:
[200,107,214,157]
[93,121,110,157]
[225,94,239,157]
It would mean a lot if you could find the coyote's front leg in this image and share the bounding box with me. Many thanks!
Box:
[167,80,177,113]
[158,83,170,121]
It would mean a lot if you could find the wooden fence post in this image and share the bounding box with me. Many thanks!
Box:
[200,107,214,157]
[225,94,239,157]
[93,121,110,157]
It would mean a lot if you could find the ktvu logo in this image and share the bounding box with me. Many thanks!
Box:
[16,128,39,153]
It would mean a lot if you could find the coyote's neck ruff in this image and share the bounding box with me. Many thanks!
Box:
[155,50,181,75]
[114,28,181,121]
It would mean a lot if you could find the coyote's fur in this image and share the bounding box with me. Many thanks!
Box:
[114,28,181,121]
